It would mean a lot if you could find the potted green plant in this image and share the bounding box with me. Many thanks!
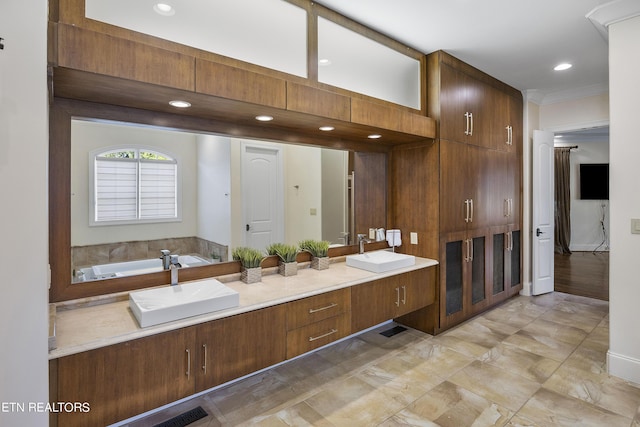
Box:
[267,243,299,277]
[299,239,330,270]
[232,247,264,284]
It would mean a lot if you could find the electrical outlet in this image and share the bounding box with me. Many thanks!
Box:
[310,208,317,216]
[369,228,376,239]
[410,232,418,245]
[632,219,640,234]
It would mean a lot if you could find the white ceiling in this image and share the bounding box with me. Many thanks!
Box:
[315,0,612,102]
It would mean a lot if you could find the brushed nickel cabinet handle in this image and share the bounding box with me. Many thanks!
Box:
[470,199,474,223]
[186,349,191,379]
[309,329,337,342]
[469,112,474,136]
[202,344,207,374]
[308,303,338,314]
[402,286,407,305]
[465,112,471,135]
[395,287,400,306]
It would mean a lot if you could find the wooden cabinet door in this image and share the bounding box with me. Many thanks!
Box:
[465,77,492,148]
[196,305,286,391]
[396,268,436,316]
[351,278,398,331]
[440,229,490,330]
[439,64,469,143]
[440,140,473,233]
[56,328,196,427]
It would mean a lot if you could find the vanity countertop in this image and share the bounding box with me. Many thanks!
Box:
[49,257,438,360]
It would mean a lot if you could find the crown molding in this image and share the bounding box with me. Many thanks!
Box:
[587,0,640,41]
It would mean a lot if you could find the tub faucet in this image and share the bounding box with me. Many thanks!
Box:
[357,234,371,254]
[169,254,181,285]
[160,249,171,270]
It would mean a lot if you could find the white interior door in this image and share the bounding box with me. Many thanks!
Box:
[532,130,555,295]
[242,143,284,250]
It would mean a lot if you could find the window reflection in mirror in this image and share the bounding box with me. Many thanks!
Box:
[70,119,350,283]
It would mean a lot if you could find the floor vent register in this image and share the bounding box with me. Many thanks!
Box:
[153,406,208,427]
[380,325,407,337]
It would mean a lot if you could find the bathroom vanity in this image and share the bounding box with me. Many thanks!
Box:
[48,257,437,427]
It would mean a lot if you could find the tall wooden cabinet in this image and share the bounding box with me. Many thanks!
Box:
[389,51,523,333]
[428,50,523,331]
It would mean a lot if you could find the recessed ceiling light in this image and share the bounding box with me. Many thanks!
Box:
[319,126,335,131]
[169,100,191,108]
[153,3,175,16]
[255,115,274,122]
[319,58,332,66]
[367,134,382,139]
[554,63,572,71]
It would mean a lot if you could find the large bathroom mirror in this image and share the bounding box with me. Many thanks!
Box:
[70,119,351,283]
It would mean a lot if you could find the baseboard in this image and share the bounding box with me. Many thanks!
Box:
[607,350,640,385]
[570,245,610,252]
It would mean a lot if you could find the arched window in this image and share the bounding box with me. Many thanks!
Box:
[90,147,179,225]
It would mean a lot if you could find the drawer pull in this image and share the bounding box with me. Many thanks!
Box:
[186,349,191,379]
[202,344,207,374]
[309,328,338,342]
[308,303,338,314]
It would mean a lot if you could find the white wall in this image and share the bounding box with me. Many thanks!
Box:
[196,134,231,252]
[540,93,609,132]
[555,140,610,252]
[0,0,49,425]
[608,14,640,384]
[71,121,198,245]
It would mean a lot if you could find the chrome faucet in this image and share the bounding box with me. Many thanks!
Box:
[160,249,171,270]
[169,254,181,285]
[357,234,371,254]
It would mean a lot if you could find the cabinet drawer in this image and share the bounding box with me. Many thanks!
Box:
[286,312,351,358]
[286,288,351,330]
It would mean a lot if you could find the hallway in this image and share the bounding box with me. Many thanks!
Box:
[554,252,609,301]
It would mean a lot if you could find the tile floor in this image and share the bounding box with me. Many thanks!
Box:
[122,292,640,427]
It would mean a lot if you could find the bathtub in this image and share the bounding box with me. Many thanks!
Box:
[76,255,211,281]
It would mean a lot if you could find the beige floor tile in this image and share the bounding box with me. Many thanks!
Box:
[542,304,606,333]
[505,414,542,426]
[208,371,299,425]
[315,336,390,373]
[357,352,445,406]
[272,352,349,395]
[240,401,335,427]
[479,343,561,384]
[520,318,588,346]
[516,388,631,427]
[448,360,541,412]
[502,329,579,362]
[430,334,492,359]
[480,306,538,329]
[388,381,513,427]
[543,362,640,419]
[401,339,475,379]
[445,317,516,350]
[304,376,406,426]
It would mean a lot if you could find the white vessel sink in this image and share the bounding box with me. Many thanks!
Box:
[129,278,239,328]
[346,250,416,273]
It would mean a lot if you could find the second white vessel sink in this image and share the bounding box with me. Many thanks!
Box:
[346,250,415,273]
[129,278,239,327]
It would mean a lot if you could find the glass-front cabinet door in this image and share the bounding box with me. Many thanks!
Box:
[440,229,489,330]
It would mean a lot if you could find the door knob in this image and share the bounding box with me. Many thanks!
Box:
[536,228,544,237]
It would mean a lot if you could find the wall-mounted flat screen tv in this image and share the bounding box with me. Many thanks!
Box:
[579,163,609,200]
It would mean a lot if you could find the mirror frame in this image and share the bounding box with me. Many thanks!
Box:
[50,98,389,302]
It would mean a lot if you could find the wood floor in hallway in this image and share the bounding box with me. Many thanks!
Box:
[554,251,609,301]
